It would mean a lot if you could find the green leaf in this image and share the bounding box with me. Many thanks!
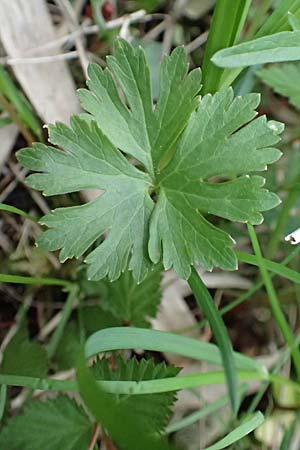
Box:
[19,119,154,282]
[81,305,120,334]
[288,11,300,31]
[257,62,300,108]
[55,322,81,370]
[202,0,252,93]
[0,327,48,378]
[212,31,300,68]
[100,267,161,327]
[0,396,93,450]
[149,88,282,279]
[77,352,174,450]
[256,0,300,37]
[18,39,282,282]
[79,39,201,172]
[0,66,41,139]
[85,327,265,373]
[0,203,38,222]
[56,308,119,369]
[204,412,264,450]
[236,251,300,284]
[188,267,238,414]
[92,356,179,434]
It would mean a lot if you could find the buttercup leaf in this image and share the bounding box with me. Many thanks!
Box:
[257,62,300,109]
[18,38,283,282]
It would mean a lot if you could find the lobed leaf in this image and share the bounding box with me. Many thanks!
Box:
[0,396,93,450]
[257,62,300,108]
[18,39,283,282]
[92,356,179,434]
[0,326,48,378]
[100,266,162,327]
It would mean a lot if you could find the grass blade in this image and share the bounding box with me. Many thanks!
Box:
[247,224,300,379]
[236,251,300,284]
[256,0,300,37]
[85,327,264,373]
[165,385,249,434]
[46,285,78,358]
[1,369,300,396]
[0,385,7,423]
[0,65,41,139]
[188,267,239,415]
[204,412,265,450]
[0,370,269,394]
[0,273,71,288]
[202,0,252,93]
[0,203,38,222]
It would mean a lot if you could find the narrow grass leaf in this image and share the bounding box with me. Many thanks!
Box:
[165,385,248,434]
[0,203,38,222]
[85,327,265,373]
[202,0,252,93]
[188,267,238,414]
[0,66,41,139]
[236,251,300,284]
[256,0,300,37]
[204,412,264,450]
[0,385,7,423]
[248,223,300,379]
[0,273,71,288]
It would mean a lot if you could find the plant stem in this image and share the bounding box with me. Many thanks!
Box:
[266,188,298,259]
[0,273,72,288]
[91,0,107,36]
[247,330,300,414]
[47,285,79,358]
[188,266,239,415]
[0,93,34,145]
[0,385,7,423]
[88,424,101,450]
[0,370,298,396]
[247,223,300,379]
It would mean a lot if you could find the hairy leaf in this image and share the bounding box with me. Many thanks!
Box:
[257,62,300,108]
[0,327,48,378]
[77,352,173,450]
[0,396,93,450]
[18,38,282,282]
[100,267,161,327]
[92,356,180,434]
[56,309,119,370]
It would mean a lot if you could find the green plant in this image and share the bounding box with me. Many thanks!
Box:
[2,1,300,449]
[16,37,283,411]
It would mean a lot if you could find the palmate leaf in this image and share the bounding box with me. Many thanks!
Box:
[92,356,180,434]
[0,396,93,450]
[18,38,283,282]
